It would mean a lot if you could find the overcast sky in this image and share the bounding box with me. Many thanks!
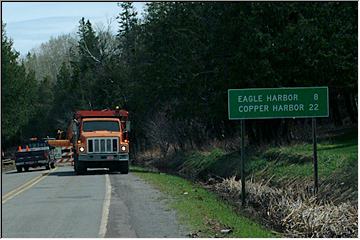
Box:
[2,2,145,55]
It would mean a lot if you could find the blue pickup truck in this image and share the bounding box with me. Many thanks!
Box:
[15,139,56,172]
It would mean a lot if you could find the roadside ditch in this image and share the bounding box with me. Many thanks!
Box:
[133,135,358,237]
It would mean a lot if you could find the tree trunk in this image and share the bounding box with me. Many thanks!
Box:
[330,90,342,126]
[248,121,257,145]
[344,92,357,123]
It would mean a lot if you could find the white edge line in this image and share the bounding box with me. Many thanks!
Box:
[99,174,111,238]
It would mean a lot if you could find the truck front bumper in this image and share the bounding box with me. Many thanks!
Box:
[78,153,129,162]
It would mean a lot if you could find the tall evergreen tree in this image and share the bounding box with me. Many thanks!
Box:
[71,18,101,109]
[2,23,37,146]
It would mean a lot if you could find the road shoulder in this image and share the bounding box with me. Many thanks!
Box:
[133,168,277,238]
[107,172,188,237]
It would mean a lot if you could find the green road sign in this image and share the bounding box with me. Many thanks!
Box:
[228,87,329,120]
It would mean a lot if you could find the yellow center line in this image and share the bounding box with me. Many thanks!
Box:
[2,167,57,204]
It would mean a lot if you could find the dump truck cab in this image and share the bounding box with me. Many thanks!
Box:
[69,109,130,174]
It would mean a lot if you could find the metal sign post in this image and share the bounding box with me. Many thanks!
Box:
[312,118,318,194]
[240,120,245,205]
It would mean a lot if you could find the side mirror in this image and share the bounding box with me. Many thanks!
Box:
[125,121,131,132]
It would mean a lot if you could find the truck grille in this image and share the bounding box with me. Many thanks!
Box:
[87,138,118,153]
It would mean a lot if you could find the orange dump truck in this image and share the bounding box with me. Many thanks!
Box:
[67,108,130,174]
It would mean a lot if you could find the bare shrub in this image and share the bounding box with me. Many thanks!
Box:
[135,148,161,161]
[213,177,358,238]
[145,112,173,158]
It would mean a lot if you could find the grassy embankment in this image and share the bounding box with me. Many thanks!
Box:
[133,127,357,237]
[169,127,357,197]
[133,167,277,237]
[258,131,357,188]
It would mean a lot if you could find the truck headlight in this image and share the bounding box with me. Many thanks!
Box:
[121,146,126,151]
[79,147,85,152]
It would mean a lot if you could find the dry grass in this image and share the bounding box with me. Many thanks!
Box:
[213,177,358,238]
[135,148,162,160]
[2,163,15,172]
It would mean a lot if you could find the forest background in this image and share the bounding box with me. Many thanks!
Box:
[2,2,357,154]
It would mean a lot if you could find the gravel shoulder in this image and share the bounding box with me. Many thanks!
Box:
[107,172,188,237]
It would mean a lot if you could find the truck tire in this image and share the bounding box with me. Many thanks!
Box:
[50,162,55,169]
[45,163,50,170]
[24,166,29,172]
[16,166,23,173]
[120,162,129,174]
[109,166,118,172]
[81,163,87,173]
[75,161,86,175]
[73,154,78,172]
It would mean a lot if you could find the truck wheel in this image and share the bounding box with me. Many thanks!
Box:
[75,162,81,175]
[24,166,29,172]
[16,166,23,173]
[50,162,55,169]
[81,165,87,174]
[74,154,78,172]
[109,165,119,172]
[120,162,129,174]
[75,161,86,175]
[45,163,50,170]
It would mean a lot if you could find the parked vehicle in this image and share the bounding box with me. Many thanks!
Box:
[15,138,56,172]
[67,107,130,174]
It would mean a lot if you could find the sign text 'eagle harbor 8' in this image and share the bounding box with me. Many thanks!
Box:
[228,87,329,120]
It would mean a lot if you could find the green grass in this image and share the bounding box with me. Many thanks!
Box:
[133,169,277,238]
[264,142,357,177]
[172,128,357,189]
[255,128,358,186]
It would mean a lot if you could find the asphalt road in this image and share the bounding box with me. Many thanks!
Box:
[1,166,187,238]
[2,167,48,195]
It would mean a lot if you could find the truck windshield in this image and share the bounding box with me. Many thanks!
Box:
[83,121,120,132]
